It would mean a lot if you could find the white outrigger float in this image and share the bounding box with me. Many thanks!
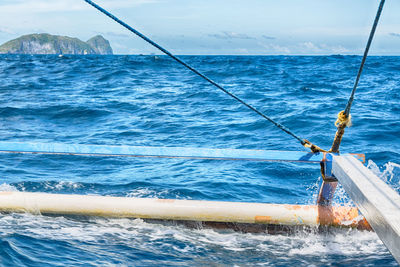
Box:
[1,0,399,263]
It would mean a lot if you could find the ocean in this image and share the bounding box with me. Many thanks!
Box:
[0,54,399,266]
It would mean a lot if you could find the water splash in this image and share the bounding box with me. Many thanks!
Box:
[0,183,18,192]
[368,160,400,192]
[0,212,393,266]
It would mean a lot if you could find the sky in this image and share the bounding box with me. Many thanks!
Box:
[0,0,399,55]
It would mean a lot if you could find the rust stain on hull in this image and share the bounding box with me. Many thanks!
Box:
[317,205,372,230]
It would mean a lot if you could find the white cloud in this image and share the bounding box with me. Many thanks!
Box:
[257,41,350,55]
[258,42,291,54]
[299,42,349,54]
[235,48,250,54]
[389,32,400,38]
[320,44,350,54]
[262,35,276,40]
[0,27,15,34]
[208,31,255,40]
[101,32,130,38]
[269,44,290,54]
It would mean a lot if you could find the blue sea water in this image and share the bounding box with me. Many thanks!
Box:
[0,54,399,266]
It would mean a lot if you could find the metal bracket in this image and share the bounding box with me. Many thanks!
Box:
[320,153,338,182]
[317,153,338,206]
[316,152,365,206]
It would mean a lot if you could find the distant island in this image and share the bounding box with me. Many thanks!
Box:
[0,33,113,55]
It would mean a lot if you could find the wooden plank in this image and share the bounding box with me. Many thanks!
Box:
[0,141,323,163]
[332,155,400,263]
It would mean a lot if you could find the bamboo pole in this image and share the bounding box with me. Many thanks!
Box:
[0,191,369,229]
[0,141,324,163]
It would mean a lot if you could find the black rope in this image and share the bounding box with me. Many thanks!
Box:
[344,0,385,117]
[83,0,307,146]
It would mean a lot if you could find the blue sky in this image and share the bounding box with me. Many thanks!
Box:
[0,0,399,55]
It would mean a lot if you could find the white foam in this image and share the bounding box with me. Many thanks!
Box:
[0,209,393,264]
[44,181,83,190]
[368,160,400,192]
[126,187,191,199]
[0,183,18,192]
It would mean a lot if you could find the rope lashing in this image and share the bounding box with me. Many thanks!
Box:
[329,111,352,153]
[83,0,322,151]
[303,139,328,153]
[329,0,385,154]
[334,110,352,128]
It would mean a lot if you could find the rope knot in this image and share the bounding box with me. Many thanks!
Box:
[334,110,352,128]
[302,139,327,153]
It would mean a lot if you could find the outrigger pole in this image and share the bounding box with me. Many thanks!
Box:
[0,141,354,163]
[0,191,370,231]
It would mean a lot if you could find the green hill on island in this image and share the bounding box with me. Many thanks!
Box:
[0,33,113,55]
